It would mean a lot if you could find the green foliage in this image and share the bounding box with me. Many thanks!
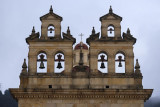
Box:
[0,89,17,107]
[144,97,160,107]
[0,90,2,96]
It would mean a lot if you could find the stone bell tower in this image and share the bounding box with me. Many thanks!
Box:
[10,6,152,107]
[40,6,62,40]
[26,6,76,76]
[100,6,121,38]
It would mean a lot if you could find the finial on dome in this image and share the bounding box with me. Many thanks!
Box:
[92,27,95,35]
[49,5,53,13]
[127,28,130,35]
[31,26,35,35]
[67,26,70,35]
[22,59,27,69]
[21,58,28,74]
[109,6,113,13]
[135,59,140,70]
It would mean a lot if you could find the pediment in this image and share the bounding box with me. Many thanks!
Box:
[47,15,58,20]
[40,12,63,21]
[100,13,122,21]
[106,15,117,20]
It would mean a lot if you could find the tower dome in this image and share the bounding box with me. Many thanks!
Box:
[74,42,88,50]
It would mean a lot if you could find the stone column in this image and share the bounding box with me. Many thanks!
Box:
[47,55,54,73]
[75,52,79,65]
[125,55,134,73]
[28,55,37,75]
[90,54,98,72]
[101,26,107,38]
[114,26,121,37]
[108,55,115,73]
[54,25,61,38]
[41,23,48,39]
[65,55,73,73]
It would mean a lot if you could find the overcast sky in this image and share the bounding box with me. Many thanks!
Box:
[0,0,160,100]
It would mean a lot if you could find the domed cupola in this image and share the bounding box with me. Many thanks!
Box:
[73,42,89,67]
[74,42,88,50]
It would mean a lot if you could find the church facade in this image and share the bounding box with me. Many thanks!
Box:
[10,6,153,107]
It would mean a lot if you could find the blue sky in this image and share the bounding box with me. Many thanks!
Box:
[0,0,160,99]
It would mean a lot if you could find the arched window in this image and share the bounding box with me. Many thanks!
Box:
[107,25,115,37]
[37,53,47,73]
[115,53,125,73]
[48,25,55,36]
[54,52,65,73]
[98,53,108,73]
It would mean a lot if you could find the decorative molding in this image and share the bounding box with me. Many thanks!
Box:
[10,89,153,101]
[20,72,142,79]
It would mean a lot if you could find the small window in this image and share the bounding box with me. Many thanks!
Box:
[49,85,52,88]
[106,85,109,88]
[48,25,55,36]
[107,25,115,37]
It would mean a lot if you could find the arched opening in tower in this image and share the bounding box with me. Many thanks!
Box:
[98,53,108,73]
[115,53,125,73]
[107,25,115,37]
[48,25,55,36]
[37,53,47,73]
[54,53,65,73]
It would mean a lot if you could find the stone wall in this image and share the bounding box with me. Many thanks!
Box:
[18,99,144,107]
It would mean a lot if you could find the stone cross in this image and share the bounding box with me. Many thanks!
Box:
[79,33,84,42]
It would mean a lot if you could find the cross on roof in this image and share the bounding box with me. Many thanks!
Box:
[79,33,84,42]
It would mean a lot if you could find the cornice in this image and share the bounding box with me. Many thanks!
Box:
[10,89,153,101]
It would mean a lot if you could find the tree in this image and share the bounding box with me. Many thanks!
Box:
[0,89,18,107]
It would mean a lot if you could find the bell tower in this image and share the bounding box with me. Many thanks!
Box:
[40,6,62,39]
[21,6,76,88]
[10,6,152,107]
[87,6,135,75]
[100,6,122,38]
